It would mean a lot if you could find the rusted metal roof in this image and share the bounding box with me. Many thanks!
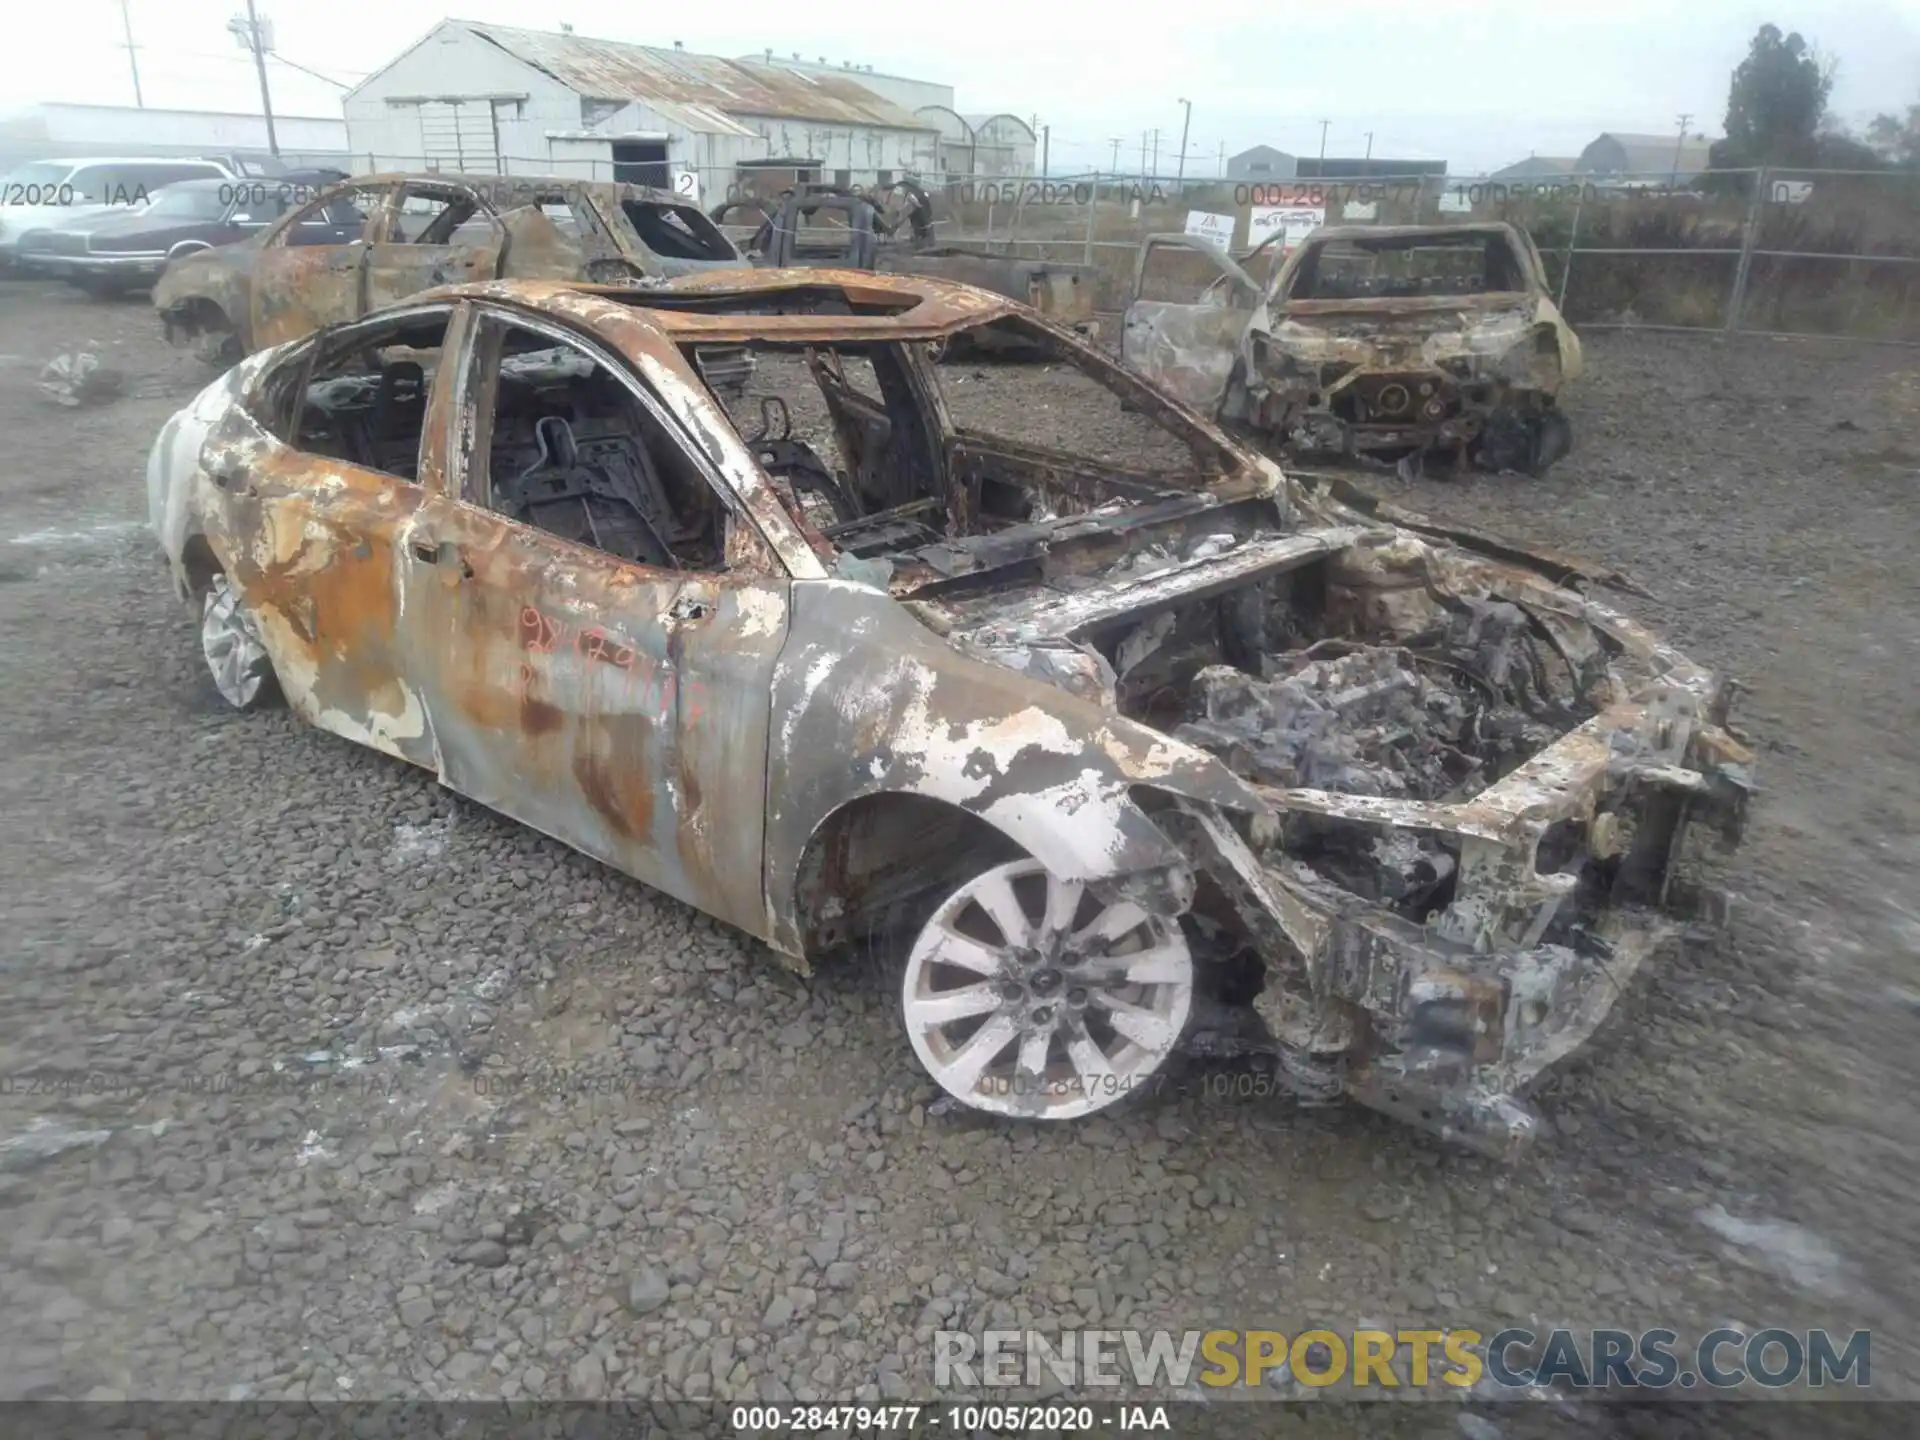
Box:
[463,23,938,132]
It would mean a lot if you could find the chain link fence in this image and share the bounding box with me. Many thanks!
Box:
[347,155,1920,345]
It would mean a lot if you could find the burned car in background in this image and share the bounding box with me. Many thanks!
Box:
[16,171,350,297]
[1124,222,1583,476]
[147,270,1748,1156]
[152,172,750,381]
[715,182,1099,356]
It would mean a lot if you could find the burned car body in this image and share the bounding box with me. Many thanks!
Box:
[152,171,748,370]
[715,184,1098,354]
[1124,222,1583,476]
[17,171,351,297]
[147,270,1746,1157]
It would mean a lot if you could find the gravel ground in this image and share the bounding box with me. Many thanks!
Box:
[1,279,1915,1425]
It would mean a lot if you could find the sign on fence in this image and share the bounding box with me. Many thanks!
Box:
[1183,210,1237,246]
[1769,180,1814,205]
[1249,205,1325,251]
[671,167,701,204]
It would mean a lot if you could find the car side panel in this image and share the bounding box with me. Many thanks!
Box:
[393,498,787,939]
[762,579,1262,958]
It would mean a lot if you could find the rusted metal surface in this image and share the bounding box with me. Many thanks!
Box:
[153,172,748,364]
[1124,221,1586,477]
[460,22,939,132]
[148,271,1753,1156]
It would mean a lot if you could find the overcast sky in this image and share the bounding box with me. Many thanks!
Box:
[5,1,1917,172]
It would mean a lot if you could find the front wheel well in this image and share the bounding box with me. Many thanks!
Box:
[792,793,1024,961]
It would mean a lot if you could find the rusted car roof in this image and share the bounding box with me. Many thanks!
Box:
[416,271,1028,342]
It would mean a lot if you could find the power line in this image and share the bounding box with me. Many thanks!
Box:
[270,53,355,88]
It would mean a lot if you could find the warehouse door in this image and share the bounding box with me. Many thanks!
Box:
[418,101,501,173]
[611,141,670,188]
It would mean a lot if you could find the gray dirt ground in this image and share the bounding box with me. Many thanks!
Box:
[0,278,1915,1429]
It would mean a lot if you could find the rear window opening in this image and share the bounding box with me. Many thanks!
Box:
[1286,233,1529,300]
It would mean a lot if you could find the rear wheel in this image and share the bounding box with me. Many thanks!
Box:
[901,857,1193,1120]
[199,574,280,710]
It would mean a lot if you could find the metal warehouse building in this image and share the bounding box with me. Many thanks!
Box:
[343,20,944,195]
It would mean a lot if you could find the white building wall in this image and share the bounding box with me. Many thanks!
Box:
[344,22,938,186]
[343,21,579,170]
[39,104,348,156]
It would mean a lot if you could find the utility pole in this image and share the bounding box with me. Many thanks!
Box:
[1039,124,1049,177]
[1364,130,1374,160]
[1109,137,1123,171]
[1175,98,1192,191]
[1139,130,1148,178]
[1217,141,1225,176]
[1150,128,1160,179]
[231,2,281,157]
[1671,113,1692,185]
[117,0,144,107]
[1317,119,1331,162]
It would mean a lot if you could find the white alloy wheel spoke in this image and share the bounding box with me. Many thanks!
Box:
[1079,941,1191,986]
[1040,876,1084,939]
[905,983,1003,1030]
[1065,1030,1117,1091]
[1075,899,1150,948]
[970,870,1033,947]
[923,921,1005,976]
[1091,993,1180,1052]
[1015,1028,1052,1081]
[942,1013,1020,1093]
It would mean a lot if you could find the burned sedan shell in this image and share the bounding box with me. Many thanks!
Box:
[153,171,749,367]
[1124,222,1584,477]
[149,268,1751,1157]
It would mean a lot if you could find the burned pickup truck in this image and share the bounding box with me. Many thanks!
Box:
[147,269,1747,1156]
[1124,222,1583,476]
[714,183,1098,355]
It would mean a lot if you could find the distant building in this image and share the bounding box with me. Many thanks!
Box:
[1297,157,1446,180]
[1491,155,1579,181]
[345,20,942,190]
[1227,144,1296,180]
[1576,132,1716,182]
[0,103,348,174]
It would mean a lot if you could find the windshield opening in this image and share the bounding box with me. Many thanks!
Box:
[681,318,1254,593]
